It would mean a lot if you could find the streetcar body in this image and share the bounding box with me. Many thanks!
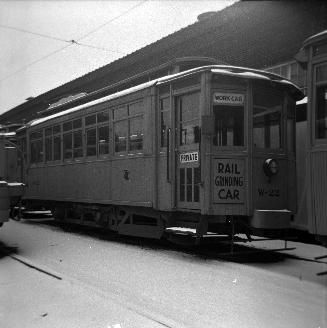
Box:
[296,31,327,245]
[19,66,303,240]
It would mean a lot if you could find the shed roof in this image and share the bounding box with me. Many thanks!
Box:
[1,0,326,124]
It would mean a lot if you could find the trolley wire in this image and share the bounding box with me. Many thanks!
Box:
[0,23,69,43]
[0,0,148,83]
[75,0,149,42]
[0,24,126,55]
[0,44,72,82]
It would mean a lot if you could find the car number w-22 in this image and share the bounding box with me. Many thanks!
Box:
[258,188,280,197]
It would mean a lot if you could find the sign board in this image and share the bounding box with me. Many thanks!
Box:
[213,93,244,106]
[213,158,245,204]
[180,152,199,164]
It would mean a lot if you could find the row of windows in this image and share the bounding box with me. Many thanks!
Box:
[30,103,144,164]
[160,89,294,150]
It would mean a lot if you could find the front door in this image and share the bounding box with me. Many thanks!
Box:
[175,91,201,210]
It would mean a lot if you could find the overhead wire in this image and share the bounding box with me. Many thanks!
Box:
[0,44,72,82]
[76,0,149,42]
[0,23,69,43]
[0,24,127,55]
[0,0,148,83]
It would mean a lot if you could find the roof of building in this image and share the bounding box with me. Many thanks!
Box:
[1,0,326,124]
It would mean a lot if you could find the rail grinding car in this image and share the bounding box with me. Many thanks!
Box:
[15,65,303,243]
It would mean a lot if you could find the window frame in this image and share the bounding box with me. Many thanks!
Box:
[113,100,144,156]
[252,87,284,152]
[313,62,327,144]
[29,129,43,165]
[211,90,247,151]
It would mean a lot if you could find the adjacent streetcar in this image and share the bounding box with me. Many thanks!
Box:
[296,30,327,245]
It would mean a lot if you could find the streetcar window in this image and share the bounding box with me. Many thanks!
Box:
[179,167,200,203]
[85,115,96,126]
[128,102,143,152]
[186,167,192,202]
[30,139,43,164]
[63,133,73,160]
[86,128,96,157]
[287,98,296,152]
[316,64,327,82]
[180,168,185,202]
[45,131,53,162]
[63,121,72,132]
[114,107,127,120]
[30,129,43,164]
[73,119,82,129]
[213,105,244,147]
[129,117,143,151]
[315,85,327,139]
[53,136,61,161]
[98,125,109,155]
[114,121,127,153]
[45,127,52,136]
[73,130,83,158]
[113,102,143,154]
[53,125,61,134]
[53,125,61,161]
[128,102,143,116]
[194,167,201,202]
[160,97,170,148]
[97,111,109,123]
[253,90,282,149]
[179,92,200,146]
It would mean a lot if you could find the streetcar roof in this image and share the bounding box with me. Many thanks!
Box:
[27,65,303,128]
[302,29,327,48]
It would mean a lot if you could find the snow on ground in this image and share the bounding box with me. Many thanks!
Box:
[0,219,326,328]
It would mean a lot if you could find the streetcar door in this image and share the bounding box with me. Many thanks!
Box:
[175,91,201,210]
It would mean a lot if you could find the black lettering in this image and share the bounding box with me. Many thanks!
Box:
[218,189,226,199]
[218,163,224,173]
[233,190,240,200]
[225,189,233,199]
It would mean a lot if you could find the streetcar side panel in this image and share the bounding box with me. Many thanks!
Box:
[25,87,156,209]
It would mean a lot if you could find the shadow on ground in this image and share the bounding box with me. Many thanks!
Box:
[20,218,287,263]
[0,240,19,259]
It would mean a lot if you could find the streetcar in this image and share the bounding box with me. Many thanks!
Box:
[0,130,25,227]
[15,65,303,243]
[296,30,327,246]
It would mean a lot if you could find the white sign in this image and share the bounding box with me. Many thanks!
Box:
[213,158,245,204]
[180,152,199,163]
[213,93,244,106]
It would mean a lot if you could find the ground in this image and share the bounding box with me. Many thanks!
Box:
[0,219,326,328]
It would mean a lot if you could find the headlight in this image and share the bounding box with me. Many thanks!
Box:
[263,158,279,177]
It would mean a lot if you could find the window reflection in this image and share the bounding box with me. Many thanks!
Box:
[213,105,244,146]
[316,85,327,139]
[253,90,282,149]
[179,92,200,146]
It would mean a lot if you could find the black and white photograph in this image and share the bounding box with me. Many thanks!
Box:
[0,1,326,327]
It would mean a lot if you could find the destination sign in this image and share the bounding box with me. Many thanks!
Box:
[180,152,199,164]
[213,93,244,106]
